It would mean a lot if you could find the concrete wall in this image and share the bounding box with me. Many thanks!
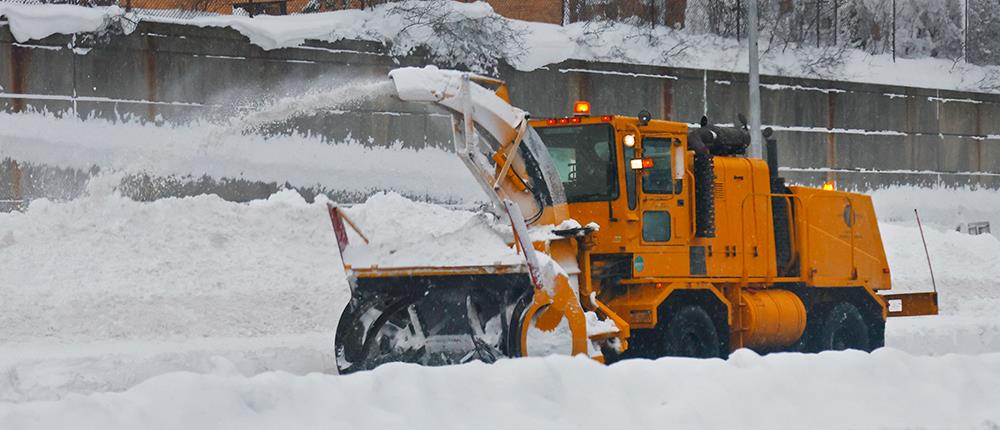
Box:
[3,20,1000,205]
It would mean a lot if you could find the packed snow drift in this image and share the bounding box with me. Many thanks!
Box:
[3,85,1000,428]
[1,178,999,428]
[3,351,1000,430]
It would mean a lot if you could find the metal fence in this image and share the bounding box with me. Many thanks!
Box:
[564,0,998,66]
[679,0,998,65]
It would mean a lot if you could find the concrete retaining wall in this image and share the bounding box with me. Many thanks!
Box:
[3,20,1000,205]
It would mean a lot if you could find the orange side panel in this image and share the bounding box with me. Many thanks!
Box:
[789,187,891,290]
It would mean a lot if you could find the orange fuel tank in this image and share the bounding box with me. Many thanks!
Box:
[741,289,807,350]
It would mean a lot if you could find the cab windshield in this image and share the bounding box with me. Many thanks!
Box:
[534,124,617,203]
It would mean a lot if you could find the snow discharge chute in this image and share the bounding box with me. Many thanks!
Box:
[330,66,626,373]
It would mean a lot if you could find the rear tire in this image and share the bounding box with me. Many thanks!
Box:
[815,302,870,352]
[663,305,722,358]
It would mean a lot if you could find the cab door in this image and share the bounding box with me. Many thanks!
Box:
[634,137,691,277]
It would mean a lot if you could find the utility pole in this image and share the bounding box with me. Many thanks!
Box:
[748,0,763,159]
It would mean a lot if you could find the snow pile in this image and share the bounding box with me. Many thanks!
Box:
[338,192,520,268]
[870,186,1000,355]
[1,185,998,402]
[3,2,1000,92]
[0,3,127,42]
[0,188,345,345]
[0,187,348,401]
[869,185,1000,240]
[883,221,1000,355]
[863,184,1000,355]
[2,350,1000,430]
[0,111,482,203]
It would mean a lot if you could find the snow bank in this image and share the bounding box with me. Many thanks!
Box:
[869,185,1000,240]
[0,188,346,345]
[1,186,998,403]
[0,111,483,203]
[3,2,1000,93]
[0,334,334,403]
[0,3,123,42]
[339,192,520,268]
[880,221,1000,356]
[2,350,999,430]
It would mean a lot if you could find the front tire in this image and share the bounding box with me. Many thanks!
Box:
[663,305,722,358]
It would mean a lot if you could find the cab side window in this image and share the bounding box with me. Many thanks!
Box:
[642,211,671,242]
[642,138,673,194]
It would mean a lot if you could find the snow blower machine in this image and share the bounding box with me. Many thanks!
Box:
[330,66,938,374]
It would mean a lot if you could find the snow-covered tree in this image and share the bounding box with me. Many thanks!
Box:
[968,0,1000,65]
[836,0,893,55]
[894,0,964,59]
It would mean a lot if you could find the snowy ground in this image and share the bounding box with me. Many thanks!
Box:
[1,106,999,427]
[1,180,999,428]
[1,78,999,428]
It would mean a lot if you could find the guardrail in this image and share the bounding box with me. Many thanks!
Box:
[0,199,25,211]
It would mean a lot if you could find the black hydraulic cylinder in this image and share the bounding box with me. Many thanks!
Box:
[766,138,779,183]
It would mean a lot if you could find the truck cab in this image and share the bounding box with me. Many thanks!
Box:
[530,112,775,281]
[529,105,927,355]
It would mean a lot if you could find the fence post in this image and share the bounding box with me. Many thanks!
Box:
[892,0,896,62]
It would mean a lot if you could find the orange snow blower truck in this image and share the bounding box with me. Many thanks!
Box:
[330,67,938,373]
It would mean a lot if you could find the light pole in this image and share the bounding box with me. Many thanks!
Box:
[747,0,763,159]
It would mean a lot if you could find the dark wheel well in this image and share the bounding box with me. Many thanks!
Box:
[816,301,870,351]
[661,289,731,355]
[624,289,731,359]
[662,305,722,358]
[787,286,886,353]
